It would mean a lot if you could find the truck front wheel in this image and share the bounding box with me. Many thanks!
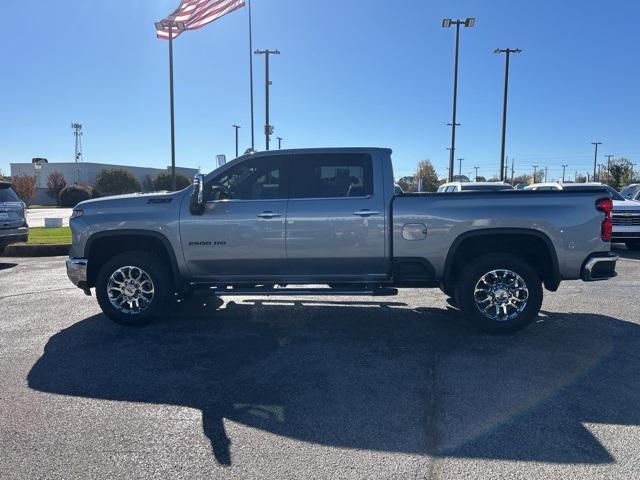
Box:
[455,254,543,334]
[95,251,170,326]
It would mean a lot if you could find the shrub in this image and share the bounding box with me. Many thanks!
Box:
[152,172,191,191]
[93,169,142,196]
[59,184,93,207]
[46,171,67,205]
[11,174,37,205]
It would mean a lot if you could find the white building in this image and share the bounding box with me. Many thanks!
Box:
[10,161,199,205]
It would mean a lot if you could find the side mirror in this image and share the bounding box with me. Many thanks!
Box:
[190,174,205,215]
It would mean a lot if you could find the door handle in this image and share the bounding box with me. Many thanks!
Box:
[257,211,283,219]
[353,210,380,217]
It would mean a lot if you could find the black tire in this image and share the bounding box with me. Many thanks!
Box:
[455,254,543,334]
[95,251,171,326]
[625,240,640,251]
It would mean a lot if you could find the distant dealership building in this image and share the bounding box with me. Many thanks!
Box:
[10,160,199,205]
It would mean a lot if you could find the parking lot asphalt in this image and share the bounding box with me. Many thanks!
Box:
[1,248,640,479]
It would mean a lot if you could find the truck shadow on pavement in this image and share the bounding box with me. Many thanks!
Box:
[28,299,640,466]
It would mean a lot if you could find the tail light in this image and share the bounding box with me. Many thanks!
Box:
[596,198,613,242]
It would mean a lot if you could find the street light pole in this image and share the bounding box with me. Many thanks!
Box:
[591,141,602,181]
[457,158,464,176]
[532,165,539,184]
[255,49,280,151]
[494,48,522,181]
[442,17,475,182]
[232,125,241,158]
[561,164,568,182]
[474,166,479,181]
[277,137,283,149]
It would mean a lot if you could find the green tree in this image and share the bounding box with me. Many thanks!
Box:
[475,175,487,182]
[93,169,142,196]
[575,173,588,183]
[152,172,191,191]
[414,160,439,192]
[601,158,635,189]
[396,175,416,193]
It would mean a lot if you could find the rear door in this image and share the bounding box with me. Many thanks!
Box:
[285,152,386,278]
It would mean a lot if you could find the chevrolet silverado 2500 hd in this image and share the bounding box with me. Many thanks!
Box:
[66,148,618,333]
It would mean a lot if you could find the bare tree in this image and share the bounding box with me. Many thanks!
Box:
[11,175,37,206]
[46,171,67,205]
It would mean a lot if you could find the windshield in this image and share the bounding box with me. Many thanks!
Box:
[620,184,640,199]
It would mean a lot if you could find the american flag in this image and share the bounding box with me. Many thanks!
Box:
[156,0,245,40]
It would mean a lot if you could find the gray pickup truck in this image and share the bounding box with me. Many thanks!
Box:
[66,148,618,333]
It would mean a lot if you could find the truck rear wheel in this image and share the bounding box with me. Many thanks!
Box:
[95,251,170,326]
[455,254,543,334]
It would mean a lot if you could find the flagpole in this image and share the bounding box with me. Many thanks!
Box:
[248,0,255,151]
[168,23,177,191]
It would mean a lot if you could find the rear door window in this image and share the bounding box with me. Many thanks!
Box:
[289,153,373,198]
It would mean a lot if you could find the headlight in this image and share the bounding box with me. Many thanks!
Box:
[71,209,84,218]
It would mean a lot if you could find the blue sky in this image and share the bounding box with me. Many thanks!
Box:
[1,0,639,181]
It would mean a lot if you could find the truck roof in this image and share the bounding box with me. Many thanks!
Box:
[242,147,393,159]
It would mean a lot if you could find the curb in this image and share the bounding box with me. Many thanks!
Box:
[2,243,70,257]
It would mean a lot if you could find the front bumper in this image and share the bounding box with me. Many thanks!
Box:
[66,257,88,291]
[581,252,618,282]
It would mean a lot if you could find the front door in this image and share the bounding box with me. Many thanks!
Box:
[181,155,289,279]
[285,152,387,279]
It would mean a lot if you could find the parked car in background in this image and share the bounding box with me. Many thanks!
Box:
[0,181,28,256]
[620,183,640,201]
[66,148,617,334]
[436,181,514,192]
[526,182,640,250]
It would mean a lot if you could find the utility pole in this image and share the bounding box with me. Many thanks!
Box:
[532,165,539,184]
[561,164,568,182]
[232,125,241,158]
[457,158,464,176]
[277,137,283,150]
[510,158,515,184]
[442,17,475,182]
[474,166,479,181]
[544,166,548,182]
[254,49,280,150]
[494,48,522,181]
[591,141,602,181]
[605,154,614,177]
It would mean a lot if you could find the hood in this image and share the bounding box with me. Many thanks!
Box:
[76,188,191,210]
[612,198,640,212]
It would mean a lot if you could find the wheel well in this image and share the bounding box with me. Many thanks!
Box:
[444,232,559,291]
[86,234,177,288]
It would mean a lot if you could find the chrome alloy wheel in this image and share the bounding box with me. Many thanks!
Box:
[107,266,155,314]
[473,269,529,322]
